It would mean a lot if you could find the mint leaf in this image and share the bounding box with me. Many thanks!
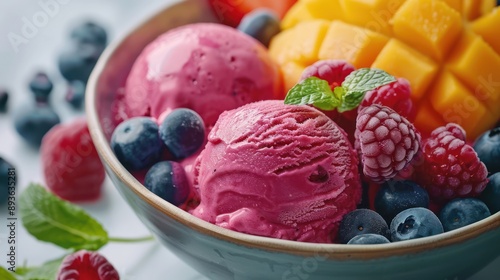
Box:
[0,267,17,280]
[335,68,396,112]
[284,77,339,111]
[20,184,109,251]
[19,257,64,280]
[342,68,396,94]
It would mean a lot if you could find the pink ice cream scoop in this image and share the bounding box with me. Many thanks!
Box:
[192,100,362,243]
[123,23,283,130]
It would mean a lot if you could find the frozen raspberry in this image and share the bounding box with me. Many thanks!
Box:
[416,123,488,202]
[358,78,416,122]
[300,59,355,89]
[355,104,421,183]
[41,118,105,202]
[57,250,119,280]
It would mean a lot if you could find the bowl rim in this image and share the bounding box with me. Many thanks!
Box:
[86,0,500,260]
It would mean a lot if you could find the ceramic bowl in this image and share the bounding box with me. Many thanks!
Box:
[86,0,500,279]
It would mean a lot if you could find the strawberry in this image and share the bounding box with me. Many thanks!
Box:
[41,118,105,202]
[57,250,119,280]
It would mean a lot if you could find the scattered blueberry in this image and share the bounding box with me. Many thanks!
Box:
[58,42,104,83]
[29,72,53,103]
[480,173,500,213]
[347,234,391,245]
[237,9,281,48]
[473,127,500,174]
[111,117,164,171]
[70,21,107,47]
[390,207,443,242]
[338,209,389,244]
[65,80,86,108]
[439,198,491,232]
[375,180,429,224]
[0,89,8,112]
[144,161,190,206]
[0,157,15,205]
[159,108,205,160]
[13,103,60,147]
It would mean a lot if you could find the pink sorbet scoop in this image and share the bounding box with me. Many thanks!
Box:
[192,100,362,243]
[123,23,283,130]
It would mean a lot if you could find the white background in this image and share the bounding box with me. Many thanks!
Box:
[0,0,498,279]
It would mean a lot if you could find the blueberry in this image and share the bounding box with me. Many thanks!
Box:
[439,198,491,232]
[473,127,500,174]
[338,209,389,244]
[29,72,53,103]
[159,108,205,160]
[70,21,107,47]
[347,234,391,245]
[111,117,163,171]
[0,89,8,113]
[237,9,281,48]
[480,173,500,213]
[65,80,86,108]
[58,42,104,83]
[390,207,443,242]
[0,157,15,205]
[13,103,60,147]
[375,180,429,224]
[144,161,190,206]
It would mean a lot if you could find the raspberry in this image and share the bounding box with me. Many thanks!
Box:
[416,123,488,202]
[300,59,355,89]
[41,118,105,202]
[355,104,421,183]
[57,250,119,280]
[358,78,416,122]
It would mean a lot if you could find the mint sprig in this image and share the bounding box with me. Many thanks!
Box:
[284,68,396,112]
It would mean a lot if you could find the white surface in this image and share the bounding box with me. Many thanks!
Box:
[0,1,499,279]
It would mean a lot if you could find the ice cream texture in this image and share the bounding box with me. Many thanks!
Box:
[192,100,362,243]
[124,23,283,130]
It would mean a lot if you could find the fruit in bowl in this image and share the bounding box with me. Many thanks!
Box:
[86,0,500,279]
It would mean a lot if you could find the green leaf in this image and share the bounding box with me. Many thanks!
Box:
[20,257,64,280]
[284,77,339,111]
[338,91,366,113]
[19,184,109,251]
[0,267,17,280]
[342,68,396,94]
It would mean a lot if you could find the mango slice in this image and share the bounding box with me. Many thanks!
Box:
[269,0,500,140]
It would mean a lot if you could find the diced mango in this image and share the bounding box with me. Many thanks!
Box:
[269,20,329,66]
[414,101,446,138]
[318,21,389,69]
[439,0,462,14]
[372,39,438,100]
[339,0,405,36]
[446,31,500,115]
[429,72,496,140]
[391,0,463,62]
[472,7,500,55]
[281,0,344,29]
[463,0,496,20]
[281,61,306,92]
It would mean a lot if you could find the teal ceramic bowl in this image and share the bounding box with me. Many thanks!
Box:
[86,0,500,279]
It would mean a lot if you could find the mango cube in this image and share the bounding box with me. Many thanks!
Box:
[281,61,306,92]
[414,102,446,138]
[339,0,405,35]
[472,7,500,55]
[372,39,438,100]
[318,21,389,68]
[446,32,500,114]
[269,20,329,66]
[282,0,344,29]
[392,0,463,62]
[429,72,495,139]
